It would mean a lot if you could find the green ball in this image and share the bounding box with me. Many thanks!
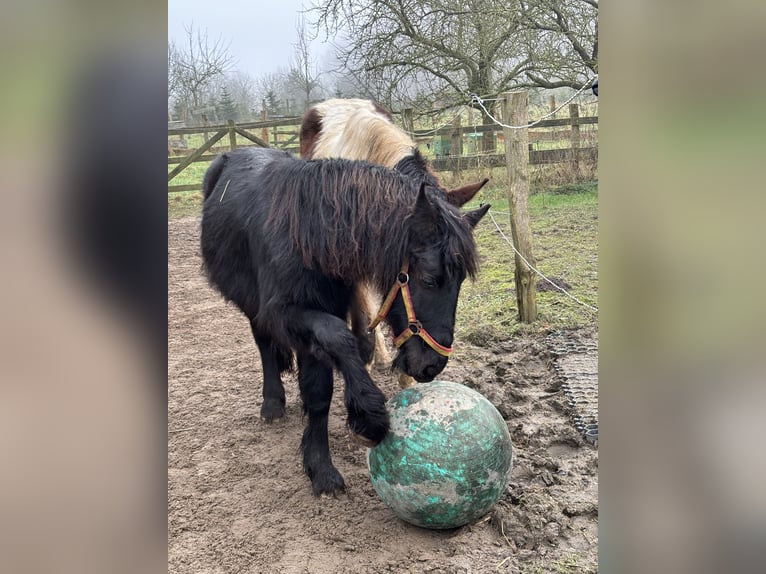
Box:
[367,380,513,529]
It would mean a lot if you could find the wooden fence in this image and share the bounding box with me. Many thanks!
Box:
[168,105,597,194]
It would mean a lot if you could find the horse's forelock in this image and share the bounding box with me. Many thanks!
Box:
[435,200,481,280]
[408,186,480,280]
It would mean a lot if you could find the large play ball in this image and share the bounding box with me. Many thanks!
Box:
[367,380,513,529]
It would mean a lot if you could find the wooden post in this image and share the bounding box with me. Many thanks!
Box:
[549,95,556,114]
[569,103,580,180]
[202,113,210,143]
[227,120,237,151]
[451,115,462,178]
[502,91,537,323]
[261,100,268,143]
[403,108,414,135]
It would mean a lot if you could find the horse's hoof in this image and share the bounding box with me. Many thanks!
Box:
[350,432,378,449]
[347,402,389,446]
[260,398,286,422]
[310,467,346,497]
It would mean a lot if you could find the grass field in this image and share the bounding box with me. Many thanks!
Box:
[169,179,597,341]
[457,182,598,343]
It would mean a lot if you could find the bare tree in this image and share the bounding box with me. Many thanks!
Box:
[168,42,182,110]
[313,0,597,149]
[520,0,598,88]
[287,16,323,110]
[255,69,289,116]
[168,23,234,120]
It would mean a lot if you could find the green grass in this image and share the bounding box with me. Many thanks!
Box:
[169,162,208,188]
[456,181,598,343]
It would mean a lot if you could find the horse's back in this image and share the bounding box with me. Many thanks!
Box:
[203,147,291,198]
[200,147,293,317]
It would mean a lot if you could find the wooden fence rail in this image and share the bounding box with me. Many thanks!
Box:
[168,108,597,194]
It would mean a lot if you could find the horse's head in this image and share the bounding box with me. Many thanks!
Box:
[381,182,490,382]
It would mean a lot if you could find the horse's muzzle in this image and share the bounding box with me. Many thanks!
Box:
[392,345,448,382]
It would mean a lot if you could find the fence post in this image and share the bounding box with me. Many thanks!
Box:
[403,108,414,135]
[227,120,237,151]
[502,91,538,323]
[451,115,462,178]
[202,113,210,143]
[261,100,268,143]
[569,103,580,180]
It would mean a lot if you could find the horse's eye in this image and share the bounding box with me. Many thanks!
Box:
[421,275,437,288]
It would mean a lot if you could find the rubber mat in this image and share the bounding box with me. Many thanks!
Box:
[546,330,599,445]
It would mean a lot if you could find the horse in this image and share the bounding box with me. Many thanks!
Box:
[200,147,489,496]
[300,98,490,386]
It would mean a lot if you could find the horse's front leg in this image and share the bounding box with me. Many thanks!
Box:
[288,308,390,447]
[297,352,346,496]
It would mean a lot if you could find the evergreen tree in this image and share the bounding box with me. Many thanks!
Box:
[265,90,280,116]
[216,85,238,121]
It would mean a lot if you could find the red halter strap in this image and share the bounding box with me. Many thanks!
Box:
[368,263,454,357]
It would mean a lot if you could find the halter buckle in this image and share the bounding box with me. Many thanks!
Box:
[397,272,409,285]
[407,321,421,335]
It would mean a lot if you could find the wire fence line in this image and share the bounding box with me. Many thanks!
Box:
[486,209,598,314]
[471,78,598,130]
[399,80,598,137]
[400,105,466,137]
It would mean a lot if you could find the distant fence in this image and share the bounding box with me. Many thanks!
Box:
[168,105,597,194]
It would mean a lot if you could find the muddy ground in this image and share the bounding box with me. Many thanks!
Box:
[168,216,598,573]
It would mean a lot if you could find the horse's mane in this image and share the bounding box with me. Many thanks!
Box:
[393,149,443,189]
[262,156,480,292]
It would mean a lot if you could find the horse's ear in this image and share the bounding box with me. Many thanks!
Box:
[411,181,438,238]
[464,203,491,229]
[446,178,489,207]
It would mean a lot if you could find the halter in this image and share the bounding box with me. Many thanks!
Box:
[367,262,454,357]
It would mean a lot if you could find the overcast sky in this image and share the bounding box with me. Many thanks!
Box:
[168,0,334,80]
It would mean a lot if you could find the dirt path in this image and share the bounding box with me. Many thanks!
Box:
[168,216,598,573]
